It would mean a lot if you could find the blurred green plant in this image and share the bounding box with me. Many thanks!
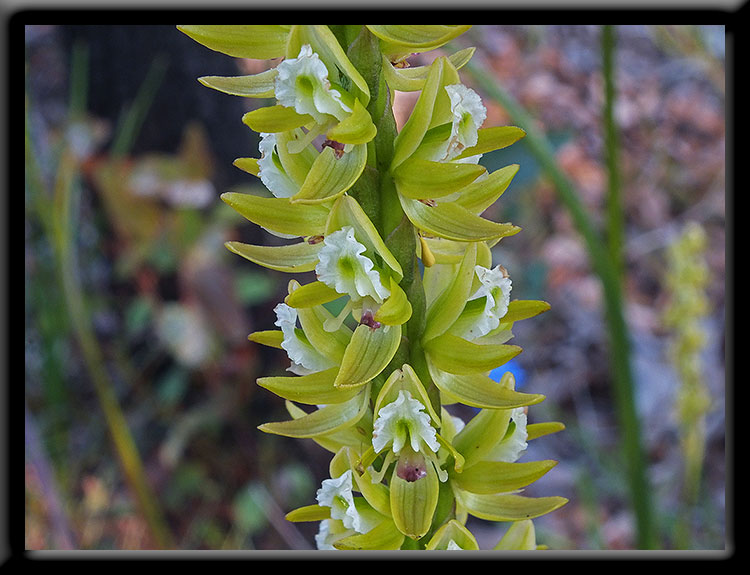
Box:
[25,42,175,549]
[663,221,712,549]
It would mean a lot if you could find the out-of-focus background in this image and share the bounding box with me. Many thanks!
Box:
[24,24,727,551]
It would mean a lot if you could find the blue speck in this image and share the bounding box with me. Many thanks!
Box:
[490,359,526,389]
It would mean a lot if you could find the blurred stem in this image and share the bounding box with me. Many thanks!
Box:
[465,46,656,549]
[603,26,625,281]
[50,146,175,549]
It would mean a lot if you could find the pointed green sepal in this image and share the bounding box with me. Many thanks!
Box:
[241,105,312,134]
[424,333,522,375]
[453,164,519,214]
[334,324,402,388]
[334,518,405,550]
[394,158,486,200]
[424,519,479,550]
[285,504,330,523]
[346,450,392,517]
[527,421,566,441]
[326,99,377,145]
[366,25,472,57]
[225,240,322,273]
[284,280,341,308]
[198,69,277,98]
[452,460,558,495]
[391,57,444,170]
[247,330,284,349]
[453,489,568,522]
[258,389,369,438]
[452,407,512,469]
[429,363,545,410]
[382,47,475,92]
[291,144,367,204]
[501,299,552,323]
[422,242,477,342]
[400,195,521,243]
[452,126,526,161]
[257,367,361,405]
[493,519,539,550]
[221,192,329,237]
[374,277,412,326]
[232,157,260,176]
[177,25,291,60]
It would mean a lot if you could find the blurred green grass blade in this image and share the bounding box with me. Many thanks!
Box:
[111,53,169,158]
[465,42,656,549]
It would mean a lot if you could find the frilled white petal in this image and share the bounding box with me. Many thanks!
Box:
[257,132,298,199]
[487,407,528,463]
[315,227,390,303]
[462,265,513,340]
[314,519,338,550]
[444,84,486,160]
[274,303,335,373]
[275,44,351,123]
[316,470,368,533]
[372,390,440,455]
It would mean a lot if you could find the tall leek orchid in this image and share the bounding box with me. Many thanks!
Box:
[180,23,567,551]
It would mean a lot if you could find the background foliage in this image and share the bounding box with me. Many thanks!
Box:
[24,23,726,551]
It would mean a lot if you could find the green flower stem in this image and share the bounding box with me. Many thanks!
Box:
[465,49,656,549]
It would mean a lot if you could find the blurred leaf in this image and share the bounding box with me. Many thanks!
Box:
[234,270,275,306]
[232,483,269,535]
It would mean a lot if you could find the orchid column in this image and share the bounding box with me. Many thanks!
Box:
[179,24,567,551]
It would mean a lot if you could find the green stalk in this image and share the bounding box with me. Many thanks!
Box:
[603,26,625,281]
[465,39,656,549]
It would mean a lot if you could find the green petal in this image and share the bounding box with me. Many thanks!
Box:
[287,401,373,455]
[389,458,440,540]
[526,421,566,441]
[225,240,322,273]
[258,391,368,438]
[422,242,477,342]
[198,69,277,98]
[452,126,526,161]
[428,362,545,410]
[424,333,521,375]
[501,299,552,323]
[334,324,402,388]
[366,25,471,56]
[232,157,259,176]
[285,504,330,523]
[454,489,568,522]
[291,144,367,204]
[394,158,486,200]
[257,367,361,405]
[334,518,405,550]
[452,408,512,469]
[284,280,341,308]
[326,195,403,279]
[453,164,519,214]
[326,98,377,145]
[451,460,557,495]
[493,519,538,550]
[177,25,291,59]
[221,192,329,237]
[241,105,312,133]
[346,450,392,517]
[391,57,444,170]
[424,519,479,550]
[382,47,475,92]
[400,195,521,242]
[295,291,352,363]
[247,330,284,349]
[374,277,412,326]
